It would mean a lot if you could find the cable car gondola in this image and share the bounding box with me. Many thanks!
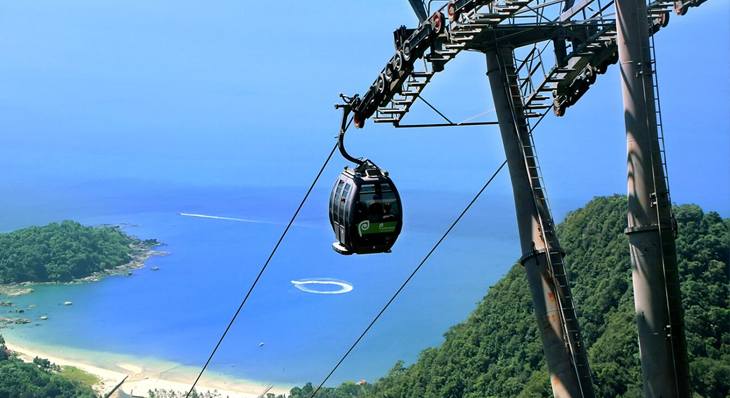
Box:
[330,161,402,255]
[329,95,403,255]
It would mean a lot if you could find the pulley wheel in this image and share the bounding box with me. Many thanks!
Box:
[431,12,444,35]
[392,51,403,72]
[447,4,457,21]
[673,1,685,15]
[402,41,412,62]
[384,63,394,80]
[586,67,596,85]
[660,12,670,28]
[376,73,388,94]
[354,113,365,129]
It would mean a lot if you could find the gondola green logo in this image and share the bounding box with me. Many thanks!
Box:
[358,220,397,236]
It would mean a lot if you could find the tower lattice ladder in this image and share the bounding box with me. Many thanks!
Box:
[500,50,595,397]
[639,4,691,395]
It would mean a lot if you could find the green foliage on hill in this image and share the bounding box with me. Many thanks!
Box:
[283,195,729,398]
[0,220,138,284]
[0,335,98,398]
[288,381,370,398]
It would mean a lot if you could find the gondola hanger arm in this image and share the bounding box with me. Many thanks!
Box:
[335,94,366,167]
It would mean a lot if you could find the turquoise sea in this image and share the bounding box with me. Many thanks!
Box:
[0,177,522,388]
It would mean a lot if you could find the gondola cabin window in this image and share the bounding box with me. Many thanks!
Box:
[355,183,400,237]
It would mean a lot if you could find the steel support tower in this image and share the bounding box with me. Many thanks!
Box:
[487,46,595,398]
[616,0,691,396]
[338,0,707,396]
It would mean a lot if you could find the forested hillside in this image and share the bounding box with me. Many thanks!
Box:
[286,196,728,398]
[0,335,98,397]
[0,220,145,284]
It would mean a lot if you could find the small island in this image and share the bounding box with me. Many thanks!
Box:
[0,220,165,294]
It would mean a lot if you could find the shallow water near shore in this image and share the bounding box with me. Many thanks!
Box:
[1,181,520,387]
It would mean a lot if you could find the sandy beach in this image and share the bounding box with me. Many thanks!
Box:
[0,239,292,397]
[4,339,291,398]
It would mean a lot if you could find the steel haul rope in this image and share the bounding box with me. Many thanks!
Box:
[186,142,339,398]
[309,159,507,398]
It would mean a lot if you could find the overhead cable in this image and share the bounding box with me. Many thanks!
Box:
[309,159,508,398]
[185,142,339,398]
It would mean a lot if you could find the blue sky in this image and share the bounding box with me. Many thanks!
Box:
[1,1,728,223]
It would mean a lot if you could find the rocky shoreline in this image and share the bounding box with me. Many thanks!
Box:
[72,240,169,284]
[0,315,30,325]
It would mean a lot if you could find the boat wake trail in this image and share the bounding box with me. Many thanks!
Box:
[179,213,274,224]
[291,279,354,294]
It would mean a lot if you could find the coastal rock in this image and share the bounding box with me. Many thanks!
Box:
[0,287,34,297]
[9,288,33,297]
[0,316,30,324]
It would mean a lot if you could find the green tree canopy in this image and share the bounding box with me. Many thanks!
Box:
[0,220,142,284]
[0,335,98,398]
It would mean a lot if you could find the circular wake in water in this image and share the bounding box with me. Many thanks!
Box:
[291,278,354,294]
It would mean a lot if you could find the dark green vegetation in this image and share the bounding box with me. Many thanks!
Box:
[0,220,151,284]
[286,382,369,398]
[282,196,729,398]
[0,335,98,398]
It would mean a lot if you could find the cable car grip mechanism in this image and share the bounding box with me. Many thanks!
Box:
[334,93,368,167]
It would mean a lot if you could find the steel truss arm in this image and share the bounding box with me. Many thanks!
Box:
[344,0,699,127]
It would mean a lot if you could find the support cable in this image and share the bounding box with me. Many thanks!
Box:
[309,159,508,398]
[185,142,340,398]
[412,96,501,127]
[418,96,454,124]
[458,108,496,125]
[396,121,499,129]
